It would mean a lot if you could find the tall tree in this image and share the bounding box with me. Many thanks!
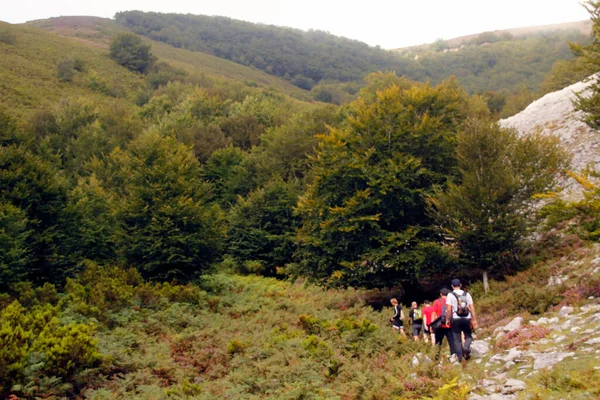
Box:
[294,78,478,288]
[109,132,225,281]
[109,32,156,74]
[427,119,568,292]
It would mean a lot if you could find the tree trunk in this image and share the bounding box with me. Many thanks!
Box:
[483,270,490,293]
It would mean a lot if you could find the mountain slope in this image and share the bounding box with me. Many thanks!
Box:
[500,76,600,198]
[0,21,143,117]
[23,17,312,101]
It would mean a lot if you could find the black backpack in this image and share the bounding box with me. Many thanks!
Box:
[451,291,470,317]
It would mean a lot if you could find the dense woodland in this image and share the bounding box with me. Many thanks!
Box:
[1,5,600,398]
[114,11,589,116]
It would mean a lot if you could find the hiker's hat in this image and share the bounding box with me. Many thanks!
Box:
[451,278,461,287]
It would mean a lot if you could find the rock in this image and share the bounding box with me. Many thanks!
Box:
[571,327,582,333]
[503,317,523,332]
[548,276,563,286]
[504,361,516,370]
[469,395,512,400]
[502,379,526,395]
[554,335,566,343]
[583,328,595,335]
[548,317,559,324]
[558,306,574,318]
[585,337,600,345]
[480,379,499,394]
[581,304,600,312]
[561,320,572,330]
[504,348,524,363]
[537,317,549,325]
[496,331,506,341]
[411,355,419,367]
[470,340,490,358]
[532,352,575,370]
[588,314,600,324]
[528,320,538,326]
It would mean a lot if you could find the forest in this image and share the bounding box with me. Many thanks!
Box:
[1,4,600,398]
[114,10,590,116]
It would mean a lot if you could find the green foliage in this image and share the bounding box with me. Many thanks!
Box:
[56,59,75,82]
[114,11,416,87]
[295,77,476,288]
[0,300,100,395]
[109,32,156,73]
[541,57,595,94]
[0,28,16,45]
[540,171,600,241]
[114,10,587,101]
[428,120,568,278]
[227,179,301,276]
[107,132,226,281]
[0,144,70,283]
[226,339,247,355]
[571,2,600,128]
[0,203,31,288]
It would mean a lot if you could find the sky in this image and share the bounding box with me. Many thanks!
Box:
[2,0,591,49]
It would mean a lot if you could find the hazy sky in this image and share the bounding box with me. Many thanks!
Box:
[2,0,591,48]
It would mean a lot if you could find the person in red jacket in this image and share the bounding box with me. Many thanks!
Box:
[422,300,435,345]
[433,288,455,358]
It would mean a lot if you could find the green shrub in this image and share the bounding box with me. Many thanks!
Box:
[0,29,16,45]
[298,314,326,334]
[56,59,75,82]
[510,285,560,315]
[226,339,247,355]
[0,300,100,394]
[302,335,333,359]
[31,321,101,377]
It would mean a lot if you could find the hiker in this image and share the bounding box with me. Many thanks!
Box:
[445,279,478,362]
[432,288,454,357]
[422,300,435,345]
[408,301,423,341]
[390,298,406,337]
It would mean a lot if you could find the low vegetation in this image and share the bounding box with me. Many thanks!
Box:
[2,4,600,399]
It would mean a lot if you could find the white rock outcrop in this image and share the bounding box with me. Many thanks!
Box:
[500,76,600,200]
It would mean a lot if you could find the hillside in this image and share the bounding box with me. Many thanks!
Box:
[394,20,592,53]
[3,9,600,400]
[500,75,600,198]
[0,21,144,118]
[112,11,587,98]
[23,16,312,101]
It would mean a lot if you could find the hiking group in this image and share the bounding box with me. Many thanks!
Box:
[390,279,477,363]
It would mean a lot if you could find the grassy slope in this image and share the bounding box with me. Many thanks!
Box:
[393,20,592,53]
[0,21,143,118]
[23,17,312,101]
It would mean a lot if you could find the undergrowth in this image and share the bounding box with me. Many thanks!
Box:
[0,263,468,399]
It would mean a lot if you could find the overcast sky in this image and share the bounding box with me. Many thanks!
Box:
[2,0,591,49]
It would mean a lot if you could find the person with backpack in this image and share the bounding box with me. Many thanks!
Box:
[408,301,423,341]
[432,288,454,357]
[390,298,406,337]
[445,279,478,362]
[422,300,435,345]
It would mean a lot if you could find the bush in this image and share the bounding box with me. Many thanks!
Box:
[56,59,75,82]
[109,32,155,73]
[0,29,16,45]
[0,300,101,395]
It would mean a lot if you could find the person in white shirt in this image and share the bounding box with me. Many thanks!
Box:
[445,279,478,362]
